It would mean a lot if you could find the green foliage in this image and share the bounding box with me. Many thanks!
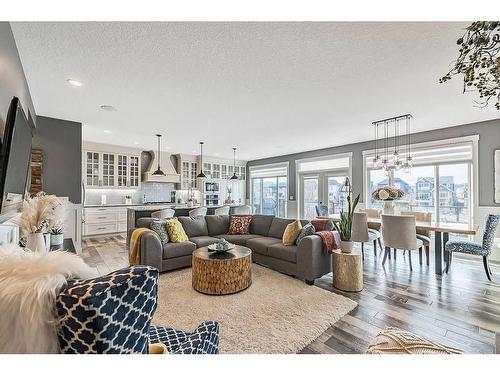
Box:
[440,21,500,109]
[333,193,360,241]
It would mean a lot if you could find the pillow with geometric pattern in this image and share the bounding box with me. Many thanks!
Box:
[150,220,169,245]
[228,215,253,235]
[295,223,316,245]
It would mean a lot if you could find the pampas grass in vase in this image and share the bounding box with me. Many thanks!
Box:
[14,192,64,252]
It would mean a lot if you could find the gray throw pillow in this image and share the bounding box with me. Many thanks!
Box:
[150,220,169,245]
[295,223,315,245]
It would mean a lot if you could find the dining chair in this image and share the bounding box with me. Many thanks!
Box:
[381,214,424,271]
[360,208,382,231]
[151,208,175,219]
[232,205,251,215]
[445,214,500,281]
[214,206,230,215]
[315,204,329,217]
[351,212,383,260]
[400,211,432,266]
[189,207,208,218]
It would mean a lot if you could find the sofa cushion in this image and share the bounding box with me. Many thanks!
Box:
[268,243,298,263]
[165,218,189,243]
[214,234,263,246]
[178,216,209,238]
[295,223,315,245]
[268,218,296,239]
[162,241,197,259]
[228,215,252,235]
[150,219,169,245]
[250,215,274,236]
[282,220,302,246]
[246,236,282,256]
[190,236,219,248]
[205,215,230,236]
[137,217,155,229]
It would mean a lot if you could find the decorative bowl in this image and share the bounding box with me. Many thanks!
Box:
[208,242,235,253]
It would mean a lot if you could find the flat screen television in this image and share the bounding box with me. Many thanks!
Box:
[0,97,33,214]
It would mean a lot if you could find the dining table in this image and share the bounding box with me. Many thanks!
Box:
[319,214,478,276]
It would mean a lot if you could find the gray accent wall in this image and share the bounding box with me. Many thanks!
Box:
[247,119,500,209]
[32,116,82,204]
[0,22,36,129]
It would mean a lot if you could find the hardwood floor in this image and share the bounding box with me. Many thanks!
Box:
[81,235,500,354]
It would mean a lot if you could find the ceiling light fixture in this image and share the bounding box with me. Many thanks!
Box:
[100,105,117,111]
[196,142,207,179]
[66,79,83,87]
[152,134,166,176]
[230,147,239,180]
[103,130,112,134]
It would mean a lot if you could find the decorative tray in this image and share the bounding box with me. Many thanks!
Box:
[208,243,236,253]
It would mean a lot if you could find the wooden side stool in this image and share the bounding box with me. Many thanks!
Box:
[332,249,363,292]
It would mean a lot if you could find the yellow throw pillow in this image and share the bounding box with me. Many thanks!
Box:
[165,218,189,243]
[282,220,302,246]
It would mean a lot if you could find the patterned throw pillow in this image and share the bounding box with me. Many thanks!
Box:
[56,266,158,354]
[150,220,169,245]
[295,223,316,245]
[165,218,189,243]
[228,215,253,235]
[282,220,302,246]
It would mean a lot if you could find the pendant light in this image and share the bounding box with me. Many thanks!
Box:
[230,147,238,180]
[152,134,165,176]
[196,141,207,178]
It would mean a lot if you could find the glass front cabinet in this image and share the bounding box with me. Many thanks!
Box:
[84,151,141,188]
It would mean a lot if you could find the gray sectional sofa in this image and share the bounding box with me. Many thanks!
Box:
[129,214,332,284]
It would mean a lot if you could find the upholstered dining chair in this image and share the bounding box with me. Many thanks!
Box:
[151,208,175,220]
[381,214,424,271]
[315,204,329,217]
[351,212,383,260]
[189,207,208,218]
[214,206,230,215]
[232,205,251,215]
[400,211,432,266]
[360,208,382,231]
[445,214,500,281]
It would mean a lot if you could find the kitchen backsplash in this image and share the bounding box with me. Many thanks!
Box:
[85,182,175,205]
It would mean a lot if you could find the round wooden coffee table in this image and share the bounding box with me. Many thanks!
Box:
[192,245,252,295]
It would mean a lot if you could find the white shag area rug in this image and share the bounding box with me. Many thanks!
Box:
[152,264,357,354]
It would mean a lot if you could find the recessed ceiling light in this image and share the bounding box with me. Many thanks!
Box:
[104,130,112,134]
[100,105,117,111]
[66,79,83,87]
[134,141,140,145]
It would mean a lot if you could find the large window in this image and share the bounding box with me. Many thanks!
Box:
[365,139,474,225]
[250,163,288,217]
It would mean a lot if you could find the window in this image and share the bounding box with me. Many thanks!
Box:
[364,138,475,225]
[297,154,351,219]
[250,163,288,217]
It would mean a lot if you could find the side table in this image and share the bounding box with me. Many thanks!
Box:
[332,249,363,292]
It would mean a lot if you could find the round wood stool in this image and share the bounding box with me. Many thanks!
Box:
[332,249,363,292]
[192,245,252,295]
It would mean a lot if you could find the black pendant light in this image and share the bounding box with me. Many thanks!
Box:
[152,134,166,176]
[230,147,238,180]
[196,141,207,178]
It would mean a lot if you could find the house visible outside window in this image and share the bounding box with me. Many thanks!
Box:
[364,137,476,225]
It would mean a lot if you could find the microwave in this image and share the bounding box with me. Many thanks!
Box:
[204,181,220,193]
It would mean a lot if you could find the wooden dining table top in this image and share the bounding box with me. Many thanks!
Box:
[318,214,479,235]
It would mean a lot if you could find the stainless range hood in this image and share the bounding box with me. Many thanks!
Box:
[142,150,180,183]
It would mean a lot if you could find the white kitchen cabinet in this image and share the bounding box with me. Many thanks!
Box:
[178,156,198,189]
[83,206,128,236]
[83,150,141,189]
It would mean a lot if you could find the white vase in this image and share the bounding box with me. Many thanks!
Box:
[340,240,353,253]
[50,233,64,246]
[26,233,48,252]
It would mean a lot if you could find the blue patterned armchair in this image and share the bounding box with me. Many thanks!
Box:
[56,265,219,354]
[445,214,500,281]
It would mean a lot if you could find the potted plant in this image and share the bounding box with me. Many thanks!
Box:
[49,223,64,246]
[333,192,360,253]
[14,192,63,252]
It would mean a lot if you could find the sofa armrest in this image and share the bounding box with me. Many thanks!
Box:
[138,232,163,270]
[296,235,332,281]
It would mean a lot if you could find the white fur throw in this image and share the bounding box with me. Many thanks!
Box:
[0,244,98,353]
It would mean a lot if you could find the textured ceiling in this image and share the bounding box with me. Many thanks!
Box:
[11,22,500,160]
